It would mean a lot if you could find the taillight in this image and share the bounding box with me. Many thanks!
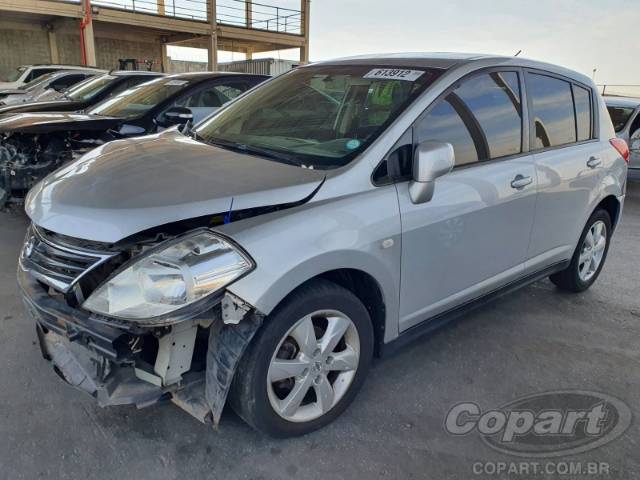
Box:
[610,138,630,163]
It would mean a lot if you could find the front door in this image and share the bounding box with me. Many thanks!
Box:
[397,70,537,331]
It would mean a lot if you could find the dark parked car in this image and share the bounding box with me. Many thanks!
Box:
[0,72,268,205]
[0,70,164,115]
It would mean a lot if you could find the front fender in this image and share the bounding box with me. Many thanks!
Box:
[217,185,402,343]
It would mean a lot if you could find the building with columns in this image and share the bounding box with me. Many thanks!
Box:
[0,0,310,76]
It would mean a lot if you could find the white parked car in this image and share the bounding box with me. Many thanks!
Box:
[0,64,104,90]
[0,70,104,106]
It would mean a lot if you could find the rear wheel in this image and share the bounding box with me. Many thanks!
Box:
[229,279,374,437]
[550,209,612,292]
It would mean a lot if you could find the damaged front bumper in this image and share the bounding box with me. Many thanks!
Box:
[18,266,262,425]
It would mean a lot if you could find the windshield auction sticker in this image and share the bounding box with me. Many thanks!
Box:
[363,68,425,81]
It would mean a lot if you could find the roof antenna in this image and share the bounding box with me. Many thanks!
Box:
[514,50,522,57]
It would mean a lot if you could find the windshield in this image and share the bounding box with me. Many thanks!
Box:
[67,74,117,101]
[195,65,441,169]
[607,106,636,133]
[88,77,192,118]
[1,66,26,83]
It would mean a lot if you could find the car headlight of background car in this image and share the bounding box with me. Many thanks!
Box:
[82,230,254,323]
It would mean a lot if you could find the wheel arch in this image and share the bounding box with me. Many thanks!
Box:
[314,269,386,357]
[595,194,621,231]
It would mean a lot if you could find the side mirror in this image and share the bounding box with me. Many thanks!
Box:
[163,106,193,126]
[409,141,455,204]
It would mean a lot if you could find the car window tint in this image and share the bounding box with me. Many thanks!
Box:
[214,84,244,103]
[527,73,576,148]
[416,98,479,166]
[28,68,57,82]
[573,85,592,141]
[175,82,249,109]
[52,74,87,90]
[452,71,522,159]
[606,106,635,133]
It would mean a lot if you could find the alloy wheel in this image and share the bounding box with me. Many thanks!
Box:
[578,220,607,282]
[267,310,360,423]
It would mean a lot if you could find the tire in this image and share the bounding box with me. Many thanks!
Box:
[550,209,612,292]
[228,278,374,437]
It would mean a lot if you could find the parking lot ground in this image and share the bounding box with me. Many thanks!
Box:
[0,175,639,480]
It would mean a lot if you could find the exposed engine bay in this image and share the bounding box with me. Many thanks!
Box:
[0,131,109,206]
[19,219,267,425]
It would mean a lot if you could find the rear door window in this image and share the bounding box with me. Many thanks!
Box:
[25,68,57,82]
[526,73,577,149]
[573,85,592,141]
[606,106,634,133]
[51,74,90,91]
[171,79,256,124]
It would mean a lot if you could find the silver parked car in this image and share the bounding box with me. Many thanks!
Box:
[18,53,628,437]
[605,96,640,169]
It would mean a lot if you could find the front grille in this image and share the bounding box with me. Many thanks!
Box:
[20,226,117,294]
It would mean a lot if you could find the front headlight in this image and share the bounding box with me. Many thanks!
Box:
[82,230,254,323]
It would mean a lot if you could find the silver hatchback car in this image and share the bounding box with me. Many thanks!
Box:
[18,53,628,437]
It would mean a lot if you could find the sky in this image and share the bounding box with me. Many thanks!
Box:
[167,0,640,85]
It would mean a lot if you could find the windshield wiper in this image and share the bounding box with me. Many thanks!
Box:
[198,136,301,167]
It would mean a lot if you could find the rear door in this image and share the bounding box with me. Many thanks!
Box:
[396,69,538,331]
[524,71,602,271]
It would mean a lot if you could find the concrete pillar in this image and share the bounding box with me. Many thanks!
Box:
[82,20,97,66]
[48,29,60,64]
[161,43,170,73]
[158,0,165,15]
[208,34,218,71]
[245,48,253,60]
[245,1,252,28]
[207,0,218,71]
[300,0,310,63]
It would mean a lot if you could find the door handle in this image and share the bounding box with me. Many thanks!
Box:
[511,174,533,189]
[587,156,602,169]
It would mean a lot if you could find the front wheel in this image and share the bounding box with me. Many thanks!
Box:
[550,209,612,292]
[228,279,374,437]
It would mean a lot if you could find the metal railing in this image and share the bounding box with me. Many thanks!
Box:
[599,85,640,98]
[51,0,304,34]
[217,0,302,34]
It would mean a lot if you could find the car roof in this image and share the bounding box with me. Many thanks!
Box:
[603,96,640,108]
[46,70,104,77]
[313,52,495,69]
[108,70,166,77]
[164,71,269,81]
[20,64,105,71]
[310,52,593,85]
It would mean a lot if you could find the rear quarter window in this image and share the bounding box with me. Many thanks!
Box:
[573,85,592,141]
[527,73,577,149]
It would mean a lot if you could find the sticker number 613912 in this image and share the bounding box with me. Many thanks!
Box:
[363,68,425,81]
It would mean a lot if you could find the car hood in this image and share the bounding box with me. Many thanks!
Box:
[0,99,79,115]
[0,88,23,95]
[26,130,326,243]
[0,112,121,134]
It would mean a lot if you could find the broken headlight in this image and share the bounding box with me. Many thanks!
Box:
[82,230,254,323]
